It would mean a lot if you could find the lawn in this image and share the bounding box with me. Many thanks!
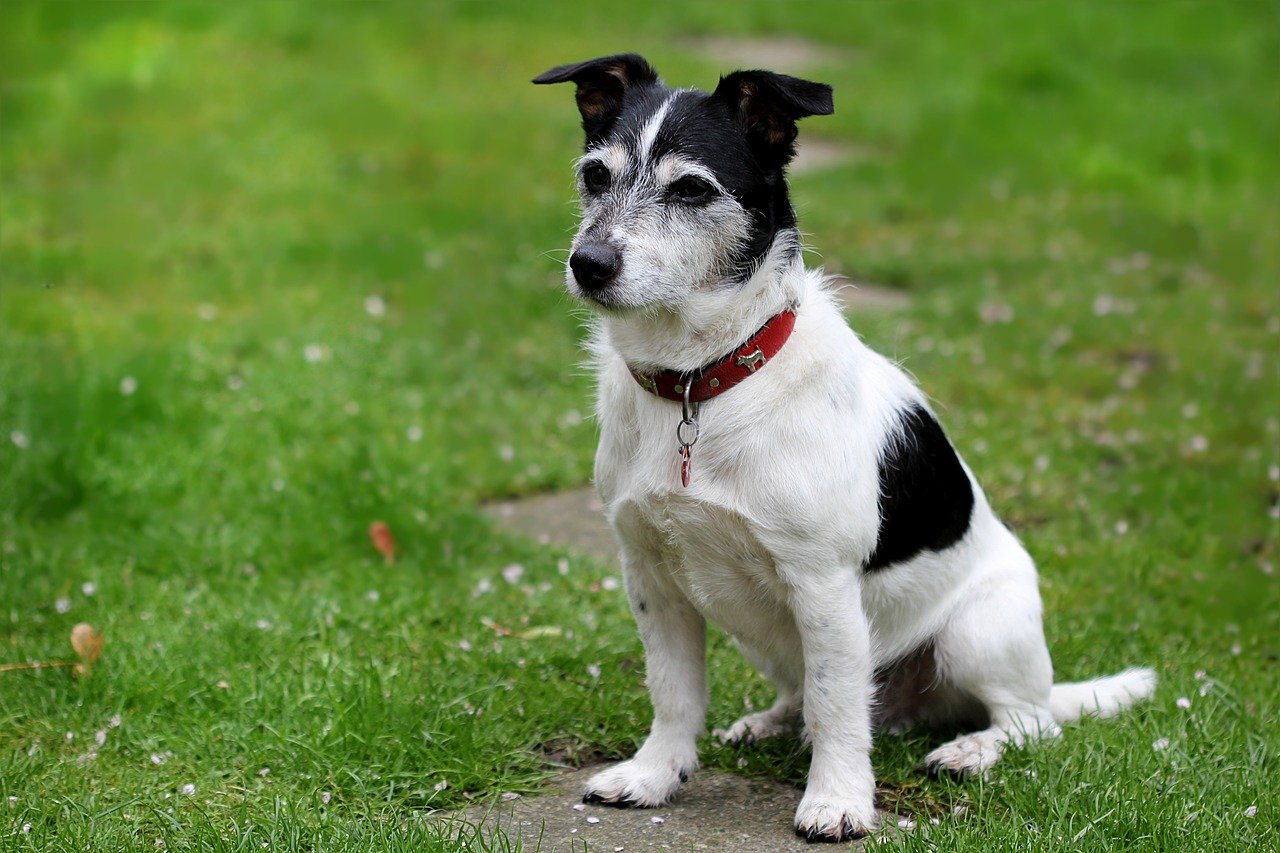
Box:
[1,1,1276,850]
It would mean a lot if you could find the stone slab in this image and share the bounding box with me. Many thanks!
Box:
[451,764,886,851]
[483,489,617,565]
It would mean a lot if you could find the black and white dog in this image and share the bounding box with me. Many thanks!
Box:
[534,54,1155,842]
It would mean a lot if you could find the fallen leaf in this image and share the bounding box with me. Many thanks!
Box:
[368,521,397,565]
[514,626,564,639]
[481,617,514,637]
[70,623,104,677]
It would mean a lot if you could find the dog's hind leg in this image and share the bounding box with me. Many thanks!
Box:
[583,536,707,808]
[922,538,1061,777]
[716,634,803,745]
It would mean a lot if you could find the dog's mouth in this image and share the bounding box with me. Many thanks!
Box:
[573,284,637,314]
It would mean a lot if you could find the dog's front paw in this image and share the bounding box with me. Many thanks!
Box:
[582,759,691,808]
[715,708,796,746]
[794,793,879,843]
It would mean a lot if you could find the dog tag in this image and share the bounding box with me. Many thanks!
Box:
[680,445,692,487]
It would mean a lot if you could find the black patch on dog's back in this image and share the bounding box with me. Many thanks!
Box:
[865,404,974,571]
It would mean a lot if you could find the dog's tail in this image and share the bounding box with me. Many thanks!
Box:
[1048,667,1157,724]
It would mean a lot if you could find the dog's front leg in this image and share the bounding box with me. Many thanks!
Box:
[786,564,879,841]
[583,545,706,807]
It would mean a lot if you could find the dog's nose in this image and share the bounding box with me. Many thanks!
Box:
[569,242,621,291]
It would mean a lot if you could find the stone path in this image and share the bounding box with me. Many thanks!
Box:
[452,764,890,851]
[686,34,852,74]
[484,489,616,565]
[687,33,862,178]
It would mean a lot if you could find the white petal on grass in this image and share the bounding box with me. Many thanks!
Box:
[303,344,326,363]
[433,780,448,793]
[586,663,602,680]
[572,803,586,812]
[1245,805,1258,818]
[1152,737,1171,751]
[501,792,520,801]
[499,444,515,462]
[650,816,665,824]
[180,784,195,796]
[321,791,332,804]
[502,564,525,585]
[120,376,138,396]
[458,639,472,652]
[366,590,380,602]
[364,295,387,317]
[82,582,97,596]
[197,303,218,321]
[55,597,71,614]
[585,816,600,825]
[406,425,423,443]
[557,559,570,576]
[1176,696,1191,709]
[10,431,29,449]
[95,730,107,747]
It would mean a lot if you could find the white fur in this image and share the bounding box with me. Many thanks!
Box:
[569,238,1157,839]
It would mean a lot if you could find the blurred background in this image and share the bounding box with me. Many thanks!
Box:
[1,1,1276,849]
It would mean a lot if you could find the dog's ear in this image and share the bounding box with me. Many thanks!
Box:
[533,54,660,144]
[712,70,834,169]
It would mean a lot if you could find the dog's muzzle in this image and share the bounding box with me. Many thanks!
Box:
[569,241,621,293]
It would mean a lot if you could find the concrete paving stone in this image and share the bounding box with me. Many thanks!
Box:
[451,764,890,851]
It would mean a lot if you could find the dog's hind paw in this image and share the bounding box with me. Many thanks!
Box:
[922,731,1003,778]
[715,708,797,746]
[794,793,879,843]
[582,759,689,808]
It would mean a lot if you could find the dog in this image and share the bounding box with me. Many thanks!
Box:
[534,53,1156,842]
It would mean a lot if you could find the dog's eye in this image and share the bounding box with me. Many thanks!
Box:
[581,163,611,194]
[667,176,716,204]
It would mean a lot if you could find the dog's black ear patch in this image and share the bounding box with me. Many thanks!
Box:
[711,70,833,168]
[533,53,660,144]
[865,403,974,571]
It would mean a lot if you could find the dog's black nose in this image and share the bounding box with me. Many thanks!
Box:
[569,242,620,291]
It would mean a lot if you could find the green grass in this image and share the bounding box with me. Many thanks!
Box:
[1,1,1277,850]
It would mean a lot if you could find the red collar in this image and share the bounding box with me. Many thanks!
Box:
[629,309,797,403]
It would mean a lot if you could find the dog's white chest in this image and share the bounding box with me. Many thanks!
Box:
[613,492,794,638]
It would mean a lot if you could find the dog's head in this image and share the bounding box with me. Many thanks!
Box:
[534,54,833,312]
